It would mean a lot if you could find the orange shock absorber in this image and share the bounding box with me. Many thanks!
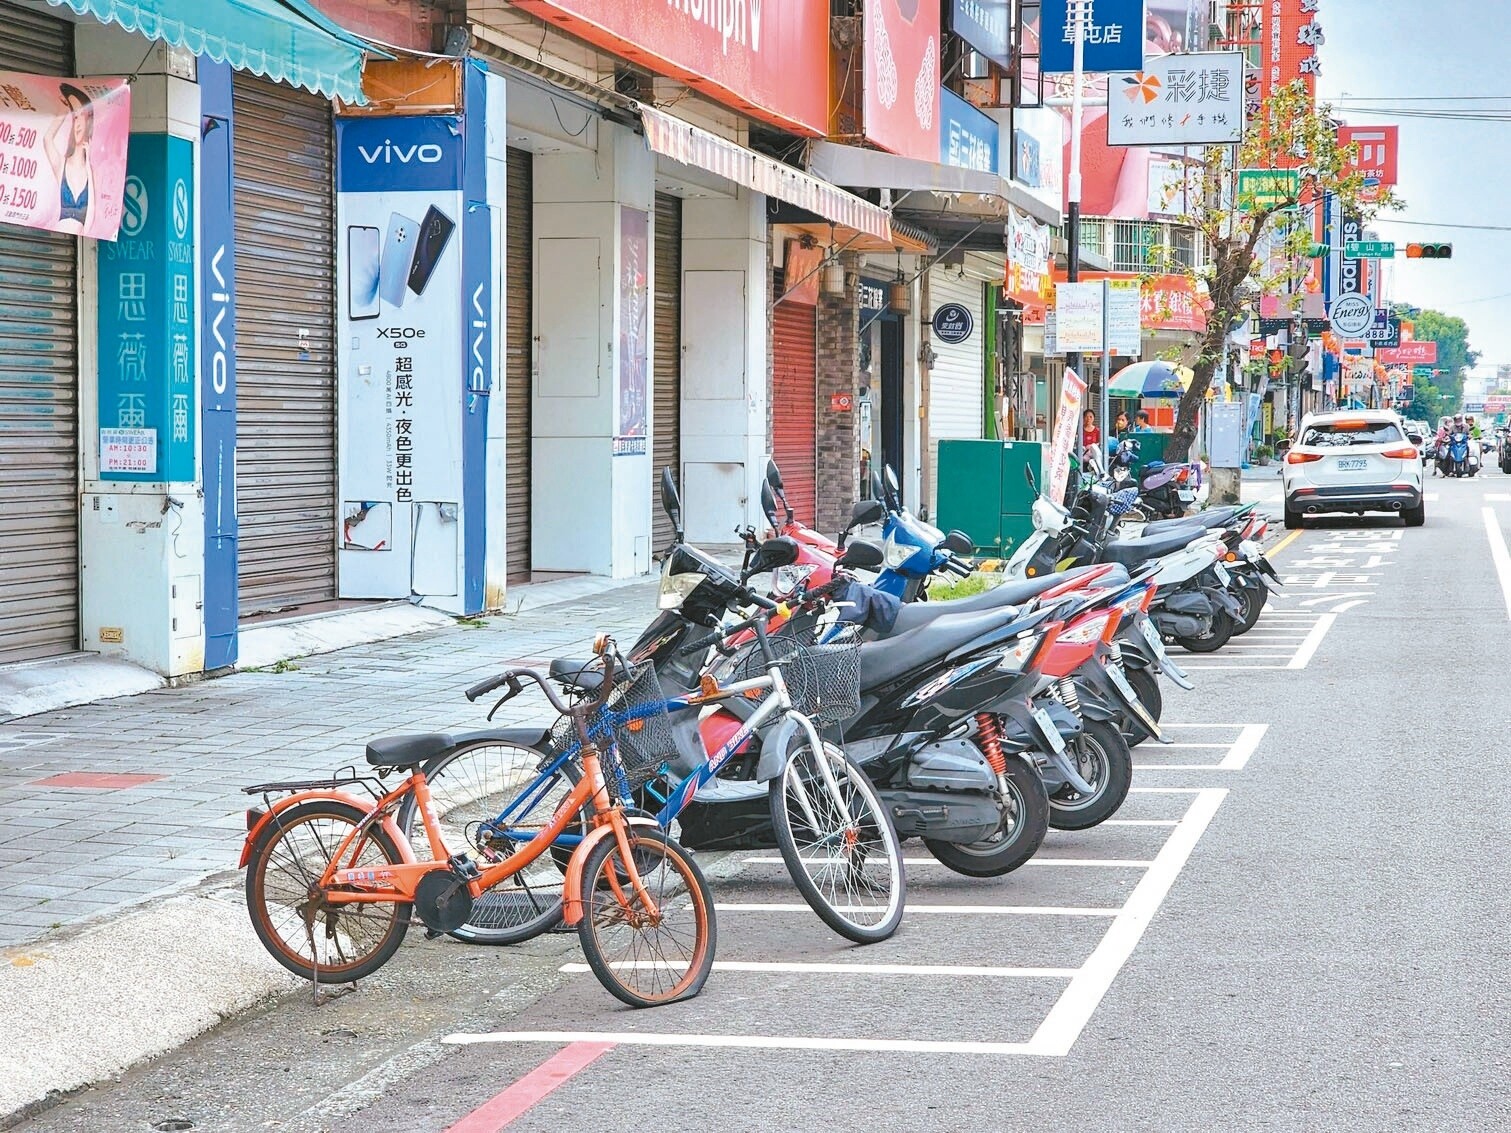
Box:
[975,712,1007,775]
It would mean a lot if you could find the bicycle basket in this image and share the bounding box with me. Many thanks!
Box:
[548,660,673,790]
[731,629,862,727]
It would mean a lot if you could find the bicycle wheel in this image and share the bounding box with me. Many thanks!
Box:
[400,740,584,945]
[769,739,906,944]
[576,828,715,1008]
[244,800,409,983]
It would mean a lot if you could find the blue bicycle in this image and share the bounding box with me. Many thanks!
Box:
[399,565,905,946]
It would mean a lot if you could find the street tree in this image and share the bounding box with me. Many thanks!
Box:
[1394,307,1478,418]
[1145,81,1398,460]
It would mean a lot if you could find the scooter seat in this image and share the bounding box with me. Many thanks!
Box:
[887,565,1120,635]
[1101,529,1203,566]
[859,608,1020,690]
[1138,506,1244,538]
[549,657,603,694]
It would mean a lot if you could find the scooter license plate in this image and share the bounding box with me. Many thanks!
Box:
[1106,662,1140,704]
[1177,489,1197,503]
[1213,561,1231,586]
[1139,616,1167,657]
[1030,707,1068,755]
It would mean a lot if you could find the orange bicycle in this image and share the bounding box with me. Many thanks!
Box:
[238,638,716,1008]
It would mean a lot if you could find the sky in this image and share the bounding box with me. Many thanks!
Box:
[1319,2,1511,374]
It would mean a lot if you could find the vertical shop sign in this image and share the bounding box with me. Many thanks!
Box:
[615,205,649,455]
[864,0,941,161]
[96,133,195,481]
[335,115,466,596]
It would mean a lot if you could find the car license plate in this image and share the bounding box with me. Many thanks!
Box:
[1214,561,1231,585]
[1338,458,1367,470]
[1030,706,1067,755]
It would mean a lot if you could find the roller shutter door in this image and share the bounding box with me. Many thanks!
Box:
[651,193,682,552]
[0,7,78,664]
[771,302,817,526]
[926,267,985,515]
[505,148,532,583]
[232,73,337,616]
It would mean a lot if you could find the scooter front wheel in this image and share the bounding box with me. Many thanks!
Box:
[1048,720,1133,831]
[1174,608,1234,654]
[924,758,1049,877]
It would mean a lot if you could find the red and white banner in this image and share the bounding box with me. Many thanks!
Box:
[1260,0,1322,103]
[0,71,131,241]
[863,0,940,161]
[1337,124,1398,202]
[1047,369,1087,507]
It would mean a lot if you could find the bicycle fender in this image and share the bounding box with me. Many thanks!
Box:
[239,789,415,870]
[559,816,664,927]
[754,712,825,784]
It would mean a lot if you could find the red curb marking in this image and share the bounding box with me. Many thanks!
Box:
[29,773,165,789]
[445,1041,615,1132]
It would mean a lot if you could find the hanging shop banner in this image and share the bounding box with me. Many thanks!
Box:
[335,114,468,597]
[511,0,829,135]
[864,0,941,161]
[1005,204,1052,305]
[1106,52,1245,147]
[616,205,649,454]
[1337,124,1398,203]
[941,88,998,173]
[1040,0,1146,74]
[949,0,1011,70]
[1009,107,1064,219]
[0,70,131,240]
[96,133,196,482]
[1047,369,1087,506]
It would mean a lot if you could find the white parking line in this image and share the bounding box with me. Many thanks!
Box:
[557,961,1081,978]
[1287,612,1337,669]
[1026,788,1227,1056]
[1096,819,1178,827]
[1134,724,1267,772]
[1482,508,1511,622]
[445,1031,1044,1056]
[710,903,1119,917]
[738,856,1152,869]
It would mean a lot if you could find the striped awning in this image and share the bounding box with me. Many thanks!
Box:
[46,0,387,103]
[638,104,893,243]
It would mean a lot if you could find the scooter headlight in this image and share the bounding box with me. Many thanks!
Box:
[883,535,914,569]
[772,562,815,597]
[658,565,705,610]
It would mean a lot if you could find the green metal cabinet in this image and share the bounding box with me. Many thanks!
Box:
[936,439,1045,557]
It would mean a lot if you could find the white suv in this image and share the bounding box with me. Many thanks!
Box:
[1282,410,1425,529]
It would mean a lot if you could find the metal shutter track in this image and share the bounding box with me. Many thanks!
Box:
[771,302,817,525]
[0,7,78,664]
[652,194,682,552]
[232,74,337,615]
[505,148,532,583]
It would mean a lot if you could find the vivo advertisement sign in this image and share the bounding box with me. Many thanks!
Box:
[941,89,999,174]
[335,115,470,605]
[950,0,1011,69]
[1041,0,1147,73]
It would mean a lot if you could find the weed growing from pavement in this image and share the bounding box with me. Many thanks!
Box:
[926,574,997,602]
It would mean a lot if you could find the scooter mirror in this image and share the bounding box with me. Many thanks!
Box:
[744,535,800,578]
[836,539,885,571]
[942,530,974,556]
[659,467,683,540]
[847,498,886,531]
[870,469,886,505]
[765,458,784,492]
[1024,463,1039,494]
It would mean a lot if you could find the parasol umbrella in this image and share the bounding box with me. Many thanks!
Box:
[1107,360,1194,399]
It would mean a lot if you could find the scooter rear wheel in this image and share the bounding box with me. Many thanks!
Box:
[1174,608,1234,654]
[1232,578,1265,635]
[923,758,1048,877]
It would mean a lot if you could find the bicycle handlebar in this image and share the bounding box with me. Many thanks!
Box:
[466,642,620,738]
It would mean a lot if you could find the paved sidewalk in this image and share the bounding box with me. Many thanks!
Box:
[0,581,658,949]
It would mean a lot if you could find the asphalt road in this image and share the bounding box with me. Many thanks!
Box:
[19,474,1511,1132]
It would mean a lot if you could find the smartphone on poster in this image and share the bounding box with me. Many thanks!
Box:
[407,205,456,296]
[379,212,418,309]
[347,225,381,321]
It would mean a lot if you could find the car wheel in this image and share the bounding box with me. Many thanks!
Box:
[1403,503,1425,527]
[1283,501,1303,530]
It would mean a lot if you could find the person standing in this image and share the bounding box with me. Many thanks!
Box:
[1081,409,1101,451]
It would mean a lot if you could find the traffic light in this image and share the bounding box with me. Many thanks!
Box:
[1405,243,1452,259]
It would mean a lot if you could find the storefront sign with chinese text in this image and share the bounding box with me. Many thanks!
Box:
[940,88,998,173]
[1047,369,1087,506]
[616,205,649,455]
[1107,52,1244,146]
[1041,0,1146,73]
[1337,124,1397,203]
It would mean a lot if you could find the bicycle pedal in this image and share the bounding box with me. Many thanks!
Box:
[447,854,482,881]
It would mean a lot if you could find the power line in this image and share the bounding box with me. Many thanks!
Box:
[1373,219,1511,232]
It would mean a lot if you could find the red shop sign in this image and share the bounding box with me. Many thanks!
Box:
[512,0,831,135]
[863,0,940,161]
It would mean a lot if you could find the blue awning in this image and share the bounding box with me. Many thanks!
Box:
[46,0,388,103]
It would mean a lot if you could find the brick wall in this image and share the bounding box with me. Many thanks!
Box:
[814,251,862,535]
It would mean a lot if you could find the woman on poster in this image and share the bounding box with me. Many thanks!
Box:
[44,82,95,234]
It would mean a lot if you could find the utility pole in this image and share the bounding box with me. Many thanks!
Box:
[1064,0,1089,394]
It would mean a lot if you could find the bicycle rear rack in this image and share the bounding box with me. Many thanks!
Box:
[242,765,386,802]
